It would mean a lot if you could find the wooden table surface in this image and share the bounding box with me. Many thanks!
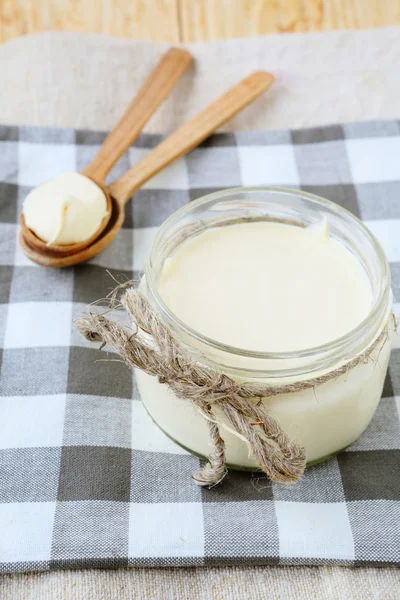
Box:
[1,0,400,44]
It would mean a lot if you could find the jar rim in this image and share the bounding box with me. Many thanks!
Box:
[145,186,391,362]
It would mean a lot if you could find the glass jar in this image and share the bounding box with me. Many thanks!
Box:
[136,187,393,469]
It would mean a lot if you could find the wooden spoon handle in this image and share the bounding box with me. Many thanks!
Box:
[109,71,274,204]
[81,47,192,184]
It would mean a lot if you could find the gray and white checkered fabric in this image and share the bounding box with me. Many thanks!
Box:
[0,122,399,573]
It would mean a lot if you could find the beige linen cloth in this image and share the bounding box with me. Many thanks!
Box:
[1,28,400,600]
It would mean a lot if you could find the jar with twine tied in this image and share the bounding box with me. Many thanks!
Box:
[75,187,394,488]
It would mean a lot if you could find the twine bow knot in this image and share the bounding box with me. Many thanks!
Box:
[75,287,307,486]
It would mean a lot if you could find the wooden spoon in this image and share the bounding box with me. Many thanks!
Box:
[20,71,274,268]
[20,47,192,256]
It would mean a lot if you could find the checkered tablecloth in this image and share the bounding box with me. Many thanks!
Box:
[0,121,399,573]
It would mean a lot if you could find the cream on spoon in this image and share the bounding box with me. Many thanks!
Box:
[23,172,108,246]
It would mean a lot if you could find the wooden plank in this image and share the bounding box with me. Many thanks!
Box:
[179,0,280,41]
[1,0,400,45]
[0,0,180,43]
[179,0,400,42]
[278,0,305,33]
[103,0,179,41]
[0,0,31,40]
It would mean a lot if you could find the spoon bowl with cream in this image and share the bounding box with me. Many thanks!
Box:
[20,71,274,268]
[21,171,112,255]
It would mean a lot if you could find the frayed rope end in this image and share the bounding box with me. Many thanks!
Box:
[192,462,228,488]
[73,315,105,343]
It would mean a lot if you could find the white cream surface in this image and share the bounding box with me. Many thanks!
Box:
[158,220,372,352]
[23,172,108,245]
